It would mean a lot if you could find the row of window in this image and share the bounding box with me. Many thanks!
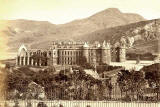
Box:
[58,51,100,56]
[59,51,82,56]
[58,58,81,65]
[58,57,81,61]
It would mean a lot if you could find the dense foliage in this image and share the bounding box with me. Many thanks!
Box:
[4,63,160,101]
[117,63,160,101]
[141,63,160,91]
[96,64,121,74]
[6,66,112,100]
[117,70,146,101]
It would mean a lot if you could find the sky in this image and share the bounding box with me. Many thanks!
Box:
[0,0,160,60]
[0,0,160,24]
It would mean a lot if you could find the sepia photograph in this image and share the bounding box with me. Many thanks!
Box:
[0,0,160,107]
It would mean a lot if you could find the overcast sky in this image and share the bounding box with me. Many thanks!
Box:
[0,0,160,24]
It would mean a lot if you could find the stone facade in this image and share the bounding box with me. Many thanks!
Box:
[16,41,126,66]
[154,38,160,62]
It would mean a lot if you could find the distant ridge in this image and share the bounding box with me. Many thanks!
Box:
[0,8,146,58]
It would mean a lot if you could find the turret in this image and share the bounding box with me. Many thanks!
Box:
[117,45,126,62]
[82,42,89,63]
[154,38,160,63]
[157,38,160,55]
[101,41,111,64]
[52,47,58,65]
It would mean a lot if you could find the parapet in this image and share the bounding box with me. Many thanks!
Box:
[83,42,89,48]
[51,41,113,49]
[101,40,111,49]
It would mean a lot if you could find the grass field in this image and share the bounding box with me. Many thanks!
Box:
[110,60,154,71]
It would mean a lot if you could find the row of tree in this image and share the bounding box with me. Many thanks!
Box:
[4,63,160,101]
[5,66,113,100]
[117,63,160,101]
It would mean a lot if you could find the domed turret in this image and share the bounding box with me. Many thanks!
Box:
[117,44,126,62]
[83,42,89,48]
[82,42,89,63]
[102,40,106,48]
[101,41,111,64]
[52,48,58,65]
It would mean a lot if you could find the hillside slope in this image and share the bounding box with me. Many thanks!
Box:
[79,19,160,54]
[0,8,145,56]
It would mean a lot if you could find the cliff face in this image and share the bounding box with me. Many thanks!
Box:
[80,19,160,54]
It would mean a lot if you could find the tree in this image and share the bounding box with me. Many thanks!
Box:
[143,64,160,100]
[117,70,146,101]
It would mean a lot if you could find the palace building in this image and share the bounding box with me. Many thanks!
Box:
[16,41,126,66]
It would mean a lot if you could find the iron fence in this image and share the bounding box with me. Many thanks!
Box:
[0,100,158,107]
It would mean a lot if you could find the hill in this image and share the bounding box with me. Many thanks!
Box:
[0,8,145,58]
[79,19,160,54]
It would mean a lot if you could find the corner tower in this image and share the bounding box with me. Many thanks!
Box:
[51,42,58,65]
[154,38,160,62]
[101,41,111,64]
[117,45,126,62]
[82,42,89,63]
[157,38,160,56]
